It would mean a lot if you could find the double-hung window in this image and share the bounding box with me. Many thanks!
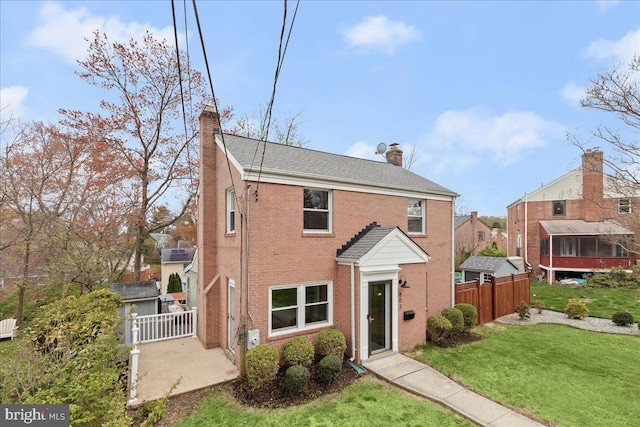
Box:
[408,199,424,233]
[270,282,332,335]
[226,188,235,233]
[303,189,330,232]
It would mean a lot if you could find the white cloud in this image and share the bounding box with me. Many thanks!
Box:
[560,82,585,107]
[418,108,565,174]
[597,0,620,11]
[0,86,29,119]
[344,141,380,161]
[584,27,640,63]
[341,16,421,54]
[27,2,182,63]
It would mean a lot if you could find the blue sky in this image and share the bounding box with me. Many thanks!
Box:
[1,1,639,217]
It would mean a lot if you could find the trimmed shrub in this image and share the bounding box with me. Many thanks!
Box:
[441,307,464,335]
[282,336,314,367]
[454,303,477,330]
[285,365,310,394]
[585,266,640,289]
[317,328,347,359]
[612,311,634,326]
[317,354,342,385]
[245,344,279,389]
[514,301,531,319]
[167,273,182,293]
[426,315,452,343]
[534,299,545,314]
[564,299,589,319]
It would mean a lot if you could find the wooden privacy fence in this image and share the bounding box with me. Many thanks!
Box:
[455,273,530,324]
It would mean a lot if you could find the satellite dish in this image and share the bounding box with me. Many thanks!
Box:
[375,143,387,155]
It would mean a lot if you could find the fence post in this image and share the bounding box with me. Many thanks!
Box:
[128,313,139,405]
[192,307,198,338]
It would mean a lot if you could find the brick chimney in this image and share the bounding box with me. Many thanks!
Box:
[386,143,403,167]
[197,105,220,347]
[582,148,604,222]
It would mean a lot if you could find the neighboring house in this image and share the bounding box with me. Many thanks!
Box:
[455,211,505,257]
[197,106,458,365]
[160,247,196,294]
[507,149,637,283]
[183,248,198,310]
[110,280,159,344]
[459,256,522,283]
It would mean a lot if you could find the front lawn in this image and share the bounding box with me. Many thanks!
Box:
[176,377,475,427]
[531,281,640,319]
[412,324,640,427]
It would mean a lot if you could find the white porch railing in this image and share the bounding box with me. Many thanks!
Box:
[128,307,198,405]
[137,308,198,344]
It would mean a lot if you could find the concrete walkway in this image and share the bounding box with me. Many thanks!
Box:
[364,353,544,427]
[133,337,239,405]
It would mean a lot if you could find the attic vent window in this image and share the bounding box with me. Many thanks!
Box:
[618,198,631,214]
[553,200,565,216]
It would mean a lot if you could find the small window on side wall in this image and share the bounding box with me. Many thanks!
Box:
[303,189,330,232]
[408,199,424,233]
[226,188,235,233]
[553,200,565,216]
[618,198,631,214]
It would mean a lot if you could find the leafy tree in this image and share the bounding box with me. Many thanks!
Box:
[60,31,233,280]
[167,272,182,293]
[477,244,507,257]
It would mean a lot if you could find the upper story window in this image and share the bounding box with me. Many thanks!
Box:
[226,188,235,233]
[303,189,330,232]
[618,198,631,214]
[408,199,424,233]
[478,231,485,241]
[553,200,566,216]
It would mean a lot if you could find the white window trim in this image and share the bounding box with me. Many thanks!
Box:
[268,281,333,337]
[407,199,425,234]
[303,188,332,233]
[226,188,235,233]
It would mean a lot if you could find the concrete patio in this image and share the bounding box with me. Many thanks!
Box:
[132,337,239,405]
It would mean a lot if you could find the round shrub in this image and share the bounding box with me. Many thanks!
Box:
[612,311,634,326]
[317,354,342,385]
[245,344,279,389]
[282,336,314,366]
[441,307,464,335]
[285,365,310,394]
[564,299,589,319]
[514,301,531,319]
[426,315,452,343]
[454,303,477,330]
[317,328,347,359]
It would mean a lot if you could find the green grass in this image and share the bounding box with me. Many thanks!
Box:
[531,281,640,319]
[176,377,474,427]
[413,324,640,427]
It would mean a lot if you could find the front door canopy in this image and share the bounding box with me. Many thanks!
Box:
[336,225,429,268]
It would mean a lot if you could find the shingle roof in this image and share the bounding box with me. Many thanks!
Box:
[336,223,397,259]
[455,215,471,229]
[161,247,196,263]
[110,280,158,300]
[221,134,457,197]
[459,256,515,273]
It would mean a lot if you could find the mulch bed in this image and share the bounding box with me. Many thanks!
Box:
[232,356,362,409]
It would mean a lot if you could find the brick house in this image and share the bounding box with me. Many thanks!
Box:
[455,211,506,258]
[507,149,637,283]
[196,106,457,365]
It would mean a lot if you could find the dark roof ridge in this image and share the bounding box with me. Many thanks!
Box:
[336,221,379,257]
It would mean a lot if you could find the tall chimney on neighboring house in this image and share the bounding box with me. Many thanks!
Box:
[197,105,220,348]
[582,148,604,222]
[386,143,403,167]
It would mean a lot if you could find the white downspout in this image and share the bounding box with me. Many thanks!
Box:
[350,262,356,362]
[524,193,528,266]
[549,235,553,284]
